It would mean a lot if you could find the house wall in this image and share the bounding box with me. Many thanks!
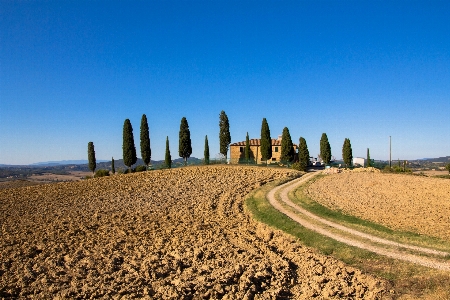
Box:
[230,145,260,164]
[230,145,296,164]
[353,157,366,166]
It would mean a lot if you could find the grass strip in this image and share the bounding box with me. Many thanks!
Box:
[245,177,450,299]
[291,175,450,253]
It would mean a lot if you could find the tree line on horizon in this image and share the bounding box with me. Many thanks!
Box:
[87,111,359,175]
[87,111,232,175]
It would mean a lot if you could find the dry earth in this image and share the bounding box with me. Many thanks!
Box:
[1,166,388,299]
[27,171,93,182]
[305,172,450,241]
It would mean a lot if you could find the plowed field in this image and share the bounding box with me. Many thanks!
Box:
[305,172,450,241]
[1,166,387,299]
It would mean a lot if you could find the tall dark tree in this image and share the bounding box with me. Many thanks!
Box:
[280,127,295,163]
[204,135,210,165]
[178,117,192,166]
[219,110,231,159]
[245,132,250,163]
[111,157,115,174]
[260,118,272,164]
[320,133,331,165]
[140,114,151,169]
[298,137,310,171]
[123,118,137,172]
[87,141,96,175]
[342,138,353,168]
[367,148,371,167]
[165,136,172,169]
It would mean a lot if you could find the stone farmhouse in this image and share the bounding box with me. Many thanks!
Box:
[229,136,298,164]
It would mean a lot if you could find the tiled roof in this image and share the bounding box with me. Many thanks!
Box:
[231,139,297,147]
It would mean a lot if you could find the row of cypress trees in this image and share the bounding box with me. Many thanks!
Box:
[88,111,232,173]
[88,112,355,174]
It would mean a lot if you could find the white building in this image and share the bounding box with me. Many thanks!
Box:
[353,157,366,167]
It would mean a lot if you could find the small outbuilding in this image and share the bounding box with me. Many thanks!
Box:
[353,157,366,167]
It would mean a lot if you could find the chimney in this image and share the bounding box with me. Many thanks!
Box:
[278,135,282,141]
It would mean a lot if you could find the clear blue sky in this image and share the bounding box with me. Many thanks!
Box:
[1,1,449,165]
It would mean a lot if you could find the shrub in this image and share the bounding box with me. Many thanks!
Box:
[291,162,305,172]
[135,165,147,172]
[94,169,110,177]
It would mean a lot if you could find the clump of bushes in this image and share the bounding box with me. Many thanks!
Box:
[94,169,110,177]
[291,162,306,172]
[382,165,412,173]
[134,165,147,172]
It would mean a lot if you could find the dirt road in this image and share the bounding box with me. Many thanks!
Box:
[267,172,450,271]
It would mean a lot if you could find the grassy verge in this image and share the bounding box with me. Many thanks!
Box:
[245,177,450,299]
[290,175,450,254]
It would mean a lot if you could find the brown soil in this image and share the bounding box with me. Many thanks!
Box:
[0,166,387,299]
[0,180,48,190]
[305,172,450,241]
[27,171,93,182]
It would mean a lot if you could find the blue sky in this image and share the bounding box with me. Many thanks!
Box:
[1,1,449,165]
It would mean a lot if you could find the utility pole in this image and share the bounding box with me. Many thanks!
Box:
[389,136,392,168]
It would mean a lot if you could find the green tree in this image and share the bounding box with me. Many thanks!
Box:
[367,148,371,167]
[204,135,210,165]
[245,132,250,163]
[165,136,172,169]
[320,133,331,165]
[219,110,231,159]
[123,119,137,172]
[280,127,295,163]
[445,163,450,174]
[111,157,115,174]
[342,138,353,168]
[140,114,151,169]
[260,118,272,164]
[298,137,310,171]
[87,141,96,175]
[179,117,192,165]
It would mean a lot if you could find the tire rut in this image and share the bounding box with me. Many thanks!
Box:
[267,172,450,271]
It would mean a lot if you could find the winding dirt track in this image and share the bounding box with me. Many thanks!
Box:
[267,172,450,271]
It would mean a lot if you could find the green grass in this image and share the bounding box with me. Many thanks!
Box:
[245,177,450,299]
[290,175,450,253]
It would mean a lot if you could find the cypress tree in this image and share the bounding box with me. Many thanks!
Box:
[342,138,353,168]
[260,118,272,164]
[178,117,192,166]
[204,135,210,165]
[219,110,231,159]
[280,127,294,163]
[367,148,371,167]
[140,114,151,169]
[165,136,172,169]
[245,132,250,163]
[123,119,137,172]
[87,141,96,175]
[298,137,310,171]
[320,133,331,165]
[111,157,115,174]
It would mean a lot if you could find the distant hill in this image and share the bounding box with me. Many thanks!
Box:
[30,160,108,166]
[417,156,450,163]
[96,157,203,170]
[0,157,203,179]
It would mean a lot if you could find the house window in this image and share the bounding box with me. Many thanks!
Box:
[240,147,243,153]
[272,158,277,161]
[274,147,278,152]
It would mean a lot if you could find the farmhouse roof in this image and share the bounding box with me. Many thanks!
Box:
[231,138,296,147]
